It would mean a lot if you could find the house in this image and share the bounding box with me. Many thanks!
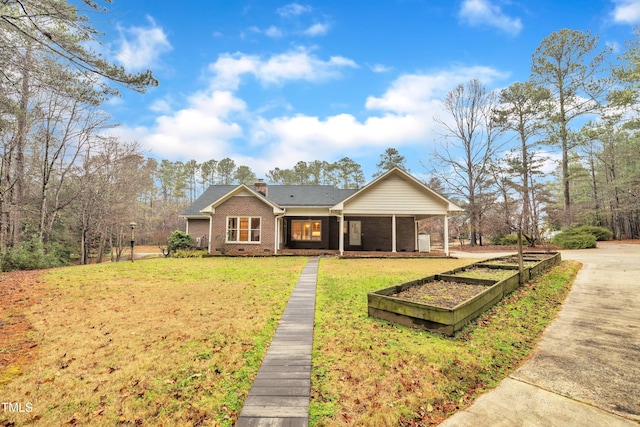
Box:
[180,167,463,256]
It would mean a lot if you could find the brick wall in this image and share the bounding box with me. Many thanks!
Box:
[345,216,415,252]
[211,196,276,255]
[396,217,416,252]
[186,218,210,248]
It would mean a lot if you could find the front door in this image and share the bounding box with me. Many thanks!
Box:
[349,221,362,246]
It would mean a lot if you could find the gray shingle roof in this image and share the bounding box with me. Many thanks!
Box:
[180,185,238,216]
[267,185,357,207]
[180,184,358,216]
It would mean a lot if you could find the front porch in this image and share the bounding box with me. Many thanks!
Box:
[278,248,449,258]
[277,214,452,256]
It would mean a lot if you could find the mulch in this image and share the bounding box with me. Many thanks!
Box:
[394,280,486,309]
[0,270,46,381]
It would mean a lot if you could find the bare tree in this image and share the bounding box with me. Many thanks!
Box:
[76,138,150,264]
[433,79,503,246]
[30,71,111,245]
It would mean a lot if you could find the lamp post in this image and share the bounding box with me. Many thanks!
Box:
[129,222,137,262]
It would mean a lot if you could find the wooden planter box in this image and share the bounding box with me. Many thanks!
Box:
[367,252,561,336]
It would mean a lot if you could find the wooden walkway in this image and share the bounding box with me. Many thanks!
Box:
[235,257,319,427]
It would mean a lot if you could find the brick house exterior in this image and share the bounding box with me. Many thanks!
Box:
[181,168,463,256]
[210,195,276,254]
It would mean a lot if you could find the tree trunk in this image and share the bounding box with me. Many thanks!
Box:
[11,47,32,246]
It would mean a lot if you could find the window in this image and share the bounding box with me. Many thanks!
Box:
[227,216,261,243]
[292,220,322,241]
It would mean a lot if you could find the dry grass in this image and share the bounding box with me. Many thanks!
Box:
[311,258,480,426]
[0,257,307,426]
[311,258,580,426]
[2,255,580,426]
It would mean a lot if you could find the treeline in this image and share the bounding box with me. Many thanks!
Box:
[0,1,158,268]
[156,148,409,204]
[430,28,640,245]
[3,1,640,269]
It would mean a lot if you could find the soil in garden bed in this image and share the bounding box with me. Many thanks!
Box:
[482,258,537,267]
[452,267,516,280]
[393,280,488,309]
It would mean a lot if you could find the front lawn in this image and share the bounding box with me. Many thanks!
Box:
[0,257,308,426]
[311,258,581,426]
[1,255,580,426]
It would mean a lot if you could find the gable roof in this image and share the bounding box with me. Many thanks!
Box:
[199,185,285,215]
[180,184,357,217]
[181,168,462,218]
[331,167,463,214]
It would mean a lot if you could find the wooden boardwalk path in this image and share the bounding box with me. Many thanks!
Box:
[235,257,318,427]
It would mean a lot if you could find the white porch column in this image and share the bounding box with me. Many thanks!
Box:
[391,214,397,252]
[339,213,345,256]
[274,216,279,254]
[414,220,419,251]
[444,214,449,257]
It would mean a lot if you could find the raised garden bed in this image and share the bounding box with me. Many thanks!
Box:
[481,258,537,267]
[368,252,561,336]
[448,267,517,281]
[394,278,493,309]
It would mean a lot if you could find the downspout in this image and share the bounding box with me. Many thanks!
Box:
[208,214,214,254]
[444,214,449,257]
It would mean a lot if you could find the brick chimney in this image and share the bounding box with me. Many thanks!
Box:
[254,179,268,197]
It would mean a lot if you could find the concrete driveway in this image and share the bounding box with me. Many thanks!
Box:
[442,243,640,426]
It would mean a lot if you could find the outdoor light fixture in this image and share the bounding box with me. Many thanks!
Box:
[129,222,137,262]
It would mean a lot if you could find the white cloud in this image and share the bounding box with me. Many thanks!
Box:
[253,113,428,155]
[277,3,313,17]
[246,66,509,170]
[208,47,358,90]
[459,0,523,35]
[370,63,393,73]
[149,99,172,114]
[302,22,330,36]
[115,16,172,70]
[366,66,509,113]
[115,55,509,176]
[611,0,640,24]
[265,25,284,38]
[113,91,246,160]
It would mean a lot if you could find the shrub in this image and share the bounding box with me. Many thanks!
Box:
[499,234,518,245]
[495,233,530,245]
[573,225,613,241]
[1,237,68,271]
[552,231,597,249]
[167,230,193,253]
[172,249,209,258]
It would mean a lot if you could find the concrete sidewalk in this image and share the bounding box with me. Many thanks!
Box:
[235,257,319,427]
[442,243,640,426]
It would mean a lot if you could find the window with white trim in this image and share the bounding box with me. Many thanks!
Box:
[227,216,261,243]
[291,220,322,241]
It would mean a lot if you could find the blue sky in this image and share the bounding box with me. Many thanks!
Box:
[93,0,640,180]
